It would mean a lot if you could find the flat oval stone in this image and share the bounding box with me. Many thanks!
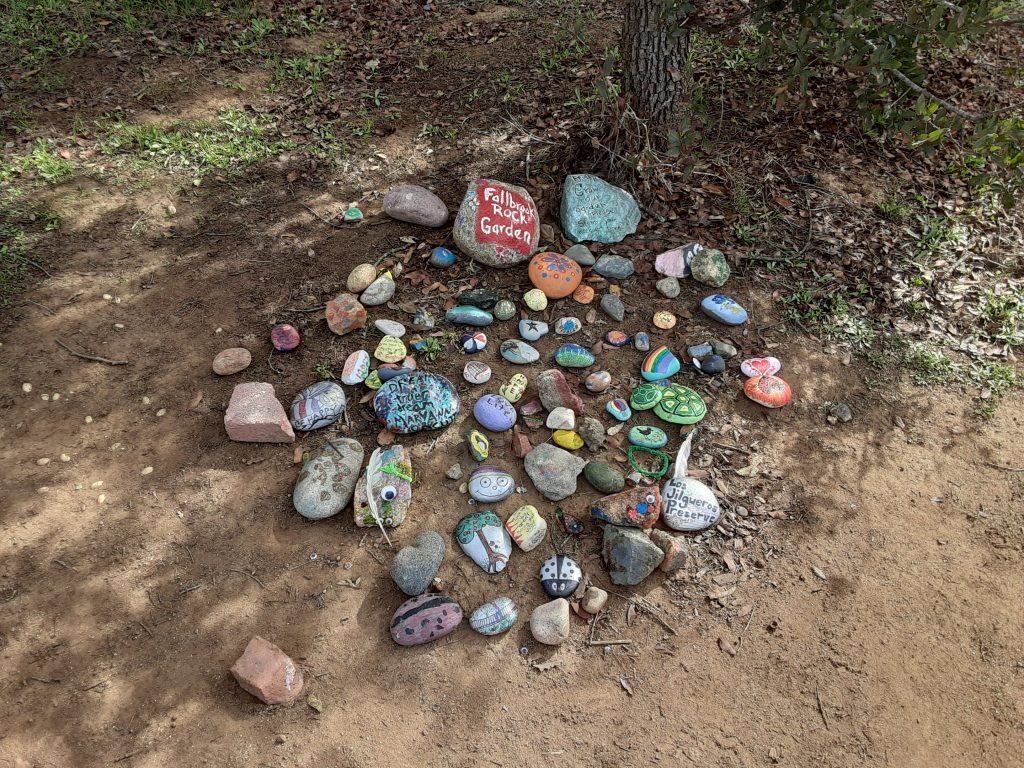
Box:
[505,505,547,551]
[628,425,668,449]
[744,374,792,408]
[653,384,707,425]
[469,597,518,636]
[540,554,583,598]
[555,316,582,335]
[500,340,540,365]
[528,252,583,298]
[446,306,494,326]
[499,373,527,403]
[523,288,548,311]
[373,373,460,433]
[461,331,487,353]
[375,319,406,337]
[593,254,635,280]
[360,274,396,307]
[740,356,782,378]
[430,246,456,268]
[629,383,664,410]
[573,285,595,304]
[374,335,407,363]
[585,370,612,392]
[383,183,448,227]
[694,354,725,375]
[606,398,632,421]
[554,343,595,368]
[271,324,300,351]
[390,594,462,646]
[652,311,677,330]
[519,319,549,341]
[604,330,630,347]
[493,299,516,321]
[662,476,721,532]
[290,381,347,431]
[293,438,364,520]
[212,347,251,376]
[473,394,517,431]
[456,510,513,573]
[391,530,445,596]
[465,429,490,461]
[463,361,492,385]
[552,430,584,450]
[701,294,748,325]
[460,288,499,309]
[347,263,377,293]
[641,346,681,382]
[584,460,625,494]
[468,466,515,503]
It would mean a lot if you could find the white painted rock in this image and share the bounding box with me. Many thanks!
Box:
[293,438,364,520]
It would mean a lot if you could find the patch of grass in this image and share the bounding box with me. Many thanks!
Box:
[313,362,335,380]
[914,214,968,260]
[1,139,74,183]
[975,288,1024,347]
[877,190,910,221]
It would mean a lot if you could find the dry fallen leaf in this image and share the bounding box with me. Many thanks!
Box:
[293,447,304,464]
[619,676,634,696]
[718,636,738,656]
[306,694,324,712]
[377,429,395,446]
[626,602,637,626]
[188,392,203,410]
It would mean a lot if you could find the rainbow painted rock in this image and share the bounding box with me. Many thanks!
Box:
[353,445,413,529]
[270,324,300,351]
[390,594,463,646]
[469,597,519,636]
[468,466,515,503]
[590,485,661,529]
[456,510,513,573]
[604,330,631,347]
[341,350,371,385]
[653,384,707,425]
[325,293,366,337]
[641,346,681,382]
[744,374,792,408]
[701,294,748,325]
[540,554,583,598]
[505,505,547,551]
[528,252,583,299]
[554,344,595,368]
[606,398,632,421]
[740,356,782,378]
[474,393,517,431]
[629,383,664,410]
[461,331,487,354]
[289,381,347,431]
[373,373,460,434]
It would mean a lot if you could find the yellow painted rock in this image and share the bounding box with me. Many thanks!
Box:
[552,430,584,450]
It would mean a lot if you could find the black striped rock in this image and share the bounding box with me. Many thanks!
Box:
[390,594,463,646]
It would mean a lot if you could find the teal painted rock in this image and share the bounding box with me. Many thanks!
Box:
[628,425,668,449]
[561,174,641,244]
[653,384,707,425]
[446,305,494,326]
[629,383,664,411]
[700,294,748,325]
[606,398,632,421]
[554,343,595,368]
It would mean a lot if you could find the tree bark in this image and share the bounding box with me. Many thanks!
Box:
[621,0,692,127]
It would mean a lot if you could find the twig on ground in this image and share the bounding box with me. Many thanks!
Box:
[606,590,678,635]
[284,305,326,313]
[136,621,154,638]
[985,463,1024,472]
[56,340,129,366]
[230,568,266,589]
[816,687,831,729]
[267,351,283,375]
[53,559,78,572]
[12,253,52,276]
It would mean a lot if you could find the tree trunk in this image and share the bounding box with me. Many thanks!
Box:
[621,0,691,127]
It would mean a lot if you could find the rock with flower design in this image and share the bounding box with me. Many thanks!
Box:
[528,251,583,298]
[701,293,748,325]
[456,510,513,573]
[353,445,413,529]
[453,178,540,267]
[590,486,661,529]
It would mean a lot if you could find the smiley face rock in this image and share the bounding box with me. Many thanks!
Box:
[467,466,515,504]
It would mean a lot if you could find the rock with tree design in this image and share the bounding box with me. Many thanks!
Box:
[455,510,512,574]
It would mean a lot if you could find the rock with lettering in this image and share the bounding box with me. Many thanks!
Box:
[289,381,347,431]
[293,438,364,520]
[602,525,664,586]
[474,393,517,432]
[524,443,586,501]
[373,373,460,434]
[561,174,640,244]
[383,183,449,227]
[453,178,540,267]
[536,368,584,416]
[325,293,367,337]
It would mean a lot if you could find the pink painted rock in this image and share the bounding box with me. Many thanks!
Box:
[212,347,252,376]
[535,369,584,416]
[655,243,703,278]
[230,636,304,705]
[650,529,689,573]
[325,293,366,337]
[390,594,463,646]
[224,383,295,443]
[383,184,449,227]
[270,324,300,352]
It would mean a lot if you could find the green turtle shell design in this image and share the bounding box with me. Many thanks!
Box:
[629,383,664,411]
[653,384,707,425]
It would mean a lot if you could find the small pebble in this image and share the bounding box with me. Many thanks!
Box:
[52,393,60,401]
[91,480,103,488]
[85,416,93,423]
[36,458,50,466]
[156,409,166,417]
[41,394,49,401]
[141,466,154,475]
[97,494,106,504]
[60,454,70,462]
[114,323,125,330]
[142,396,151,405]
[21,383,32,393]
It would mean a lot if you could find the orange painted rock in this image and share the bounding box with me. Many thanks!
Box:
[325,293,366,337]
[528,252,583,299]
[572,284,595,304]
[744,374,792,408]
[652,311,676,330]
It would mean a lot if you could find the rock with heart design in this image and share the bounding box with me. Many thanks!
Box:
[744,374,792,408]
[455,510,513,573]
[390,530,445,596]
[539,554,583,598]
[463,361,492,385]
[590,486,661,529]
[740,356,782,378]
[390,594,462,646]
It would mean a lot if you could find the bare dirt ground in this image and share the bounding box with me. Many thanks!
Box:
[2,2,1023,767]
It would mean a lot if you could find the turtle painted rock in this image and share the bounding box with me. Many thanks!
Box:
[653,384,707,425]
[629,383,664,411]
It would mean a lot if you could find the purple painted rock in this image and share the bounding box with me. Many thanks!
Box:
[390,594,463,646]
[590,486,661,529]
[535,368,584,416]
[270,324,300,352]
[325,293,367,337]
[474,394,517,432]
[383,184,449,227]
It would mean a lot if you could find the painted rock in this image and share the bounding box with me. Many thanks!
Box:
[271,324,300,351]
[528,251,583,298]
[374,335,407,363]
[378,357,417,382]
[600,293,625,321]
[653,384,707,425]
[663,476,721,532]
[212,347,251,376]
[505,505,547,552]
[641,346,681,382]
[701,294,748,325]
[540,554,583,598]
[606,398,632,421]
[383,183,448,227]
[375,318,406,337]
[603,526,664,586]
[740,356,782,378]
[343,205,363,222]
[361,274,396,307]
[583,460,625,494]
[604,330,630,347]
[519,319,548,342]
[364,371,382,390]
[536,369,584,416]
[552,430,584,450]
[629,383,664,411]
[524,443,587,501]
[455,510,513,573]
[493,299,516,321]
[585,370,612,393]
[629,425,668,449]
[499,373,528,403]
[474,394,517,431]
[430,246,456,268]
[572,285,595,304]
[744,374,792,408]
[347,263,378,293]
[565,244,595,266]
[325,293,367,337]
[591,486,661,529]
[555,316,582,335]
[554,343,595,368]
[593,254,635,281]
[446,305,494,326]
[460,289,500,309]
[500,340,540,365]
[465,429,490,462]
[652,310,677,330]
[412,308,435,329]
[694,354,725,375]
[292,438,364,520]
[353,445,413,529]
[523,288,548,311]
[290,381,347,431]
[469,597,519,636]
[561,174,640,244]
[390,530,445,596]
[468,466,516,504]
[463,361,492,385]
[461,331,487,354]
[690,247,730,288]
[687,343,714,359]
[453,178,540,267]
[655,242,703,278]
[373,373,460,434]
[390,594,462,646]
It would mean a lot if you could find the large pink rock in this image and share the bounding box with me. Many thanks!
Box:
[383,184,449,227]
[535,369,584,416]
[230,636,304,705]
[655,243,703,278]
[224,383,295,443]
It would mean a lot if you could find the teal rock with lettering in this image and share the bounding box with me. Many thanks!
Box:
[560,174,641,244]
